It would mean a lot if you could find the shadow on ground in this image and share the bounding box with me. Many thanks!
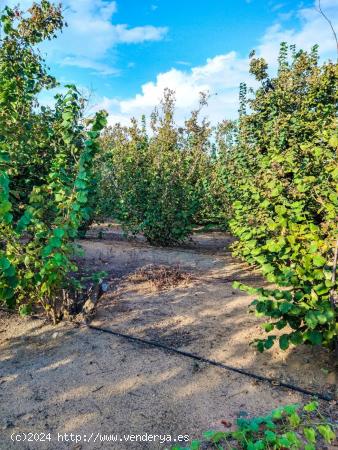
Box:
[85,227,337,399]
[0,225,337,450]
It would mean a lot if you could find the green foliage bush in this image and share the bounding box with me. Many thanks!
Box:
[195,120,237,227]
[171,401,336,450]
[96,90,216,246]
[0,2,107,322]
[224,44,338,350]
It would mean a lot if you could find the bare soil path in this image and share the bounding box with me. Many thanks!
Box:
[1,226,337,449]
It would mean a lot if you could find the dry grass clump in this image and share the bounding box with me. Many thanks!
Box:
[128,264,193,291]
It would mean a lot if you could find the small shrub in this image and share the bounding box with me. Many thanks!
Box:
[171,401,337,449]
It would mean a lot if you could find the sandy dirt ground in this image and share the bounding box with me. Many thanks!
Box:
[1,225,337,450]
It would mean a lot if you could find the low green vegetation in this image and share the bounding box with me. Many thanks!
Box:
[171,401,336,450]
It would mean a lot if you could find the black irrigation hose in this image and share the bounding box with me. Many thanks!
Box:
[87,324,334,402]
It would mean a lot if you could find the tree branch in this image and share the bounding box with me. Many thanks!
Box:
[316,0,338,62]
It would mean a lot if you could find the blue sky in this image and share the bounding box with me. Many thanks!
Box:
[3,0,338,124]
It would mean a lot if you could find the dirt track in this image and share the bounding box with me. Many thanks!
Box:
[0,226,337,449]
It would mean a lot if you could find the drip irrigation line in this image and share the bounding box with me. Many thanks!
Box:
[87,324,334,402]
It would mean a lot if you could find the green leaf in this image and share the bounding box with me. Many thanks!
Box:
[264,335,276,349]
[308,331,322,345]
[303,427,316,443]
[207,431,227,444]
[305,312,318,330]
[55,193,64,202]
[16,208,33,233]
[275,205,287,215]
[278,436,292,447]
[265,430,276,443]
[272,408,283,420]
[53,228,65,239]
[256,340,265,353]
[304,444,315,450]
[288,413,301,427]
[279,334,289,350]
[317,425,335,443]
[276,320,287,330]
[190,440,201,450]
[279,302,292,313]
[0,287,15,300]
[329,133,338,148]
[262,263,274,273]
[19,304,32,317]
[41,245,53,258]
[290,332,303,345]
[0,257,11,271]
[77,191,88,203]
[285,431,301,446]
[24,271,34,279]
[312,255,326,267]
[0,200,12,215]
[75,179,87,189]
[49,237,62,248]
[261,322,274,332]
[232,281,241,289]
[284,403,299,416]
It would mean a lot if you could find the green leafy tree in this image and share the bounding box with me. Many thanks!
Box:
[96,90,215,246]
[226,43,337,350]
[0,2,107,322]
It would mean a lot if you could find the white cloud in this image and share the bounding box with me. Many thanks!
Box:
[258,1,338,64]
[4,0,168,75]
[62,57,119,75]
[118,52,251,118]
[91,52,252,126]
[271,3,286,12]
[97,0,337,126]
[8,0,336,124]
[110,24,168,44]
[176,61,191,66]
[99,1,118,20]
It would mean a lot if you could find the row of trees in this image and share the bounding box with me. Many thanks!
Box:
[94,46,337,352]
[0,1,337,351]
[227,46,338,351]
[0,2,107,322]
[95,90,227,245]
